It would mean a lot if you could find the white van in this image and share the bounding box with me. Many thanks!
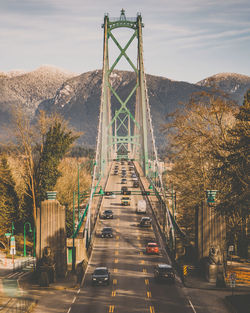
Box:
[136,200,146,214]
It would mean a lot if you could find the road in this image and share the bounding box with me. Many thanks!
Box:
[70,161,193,313]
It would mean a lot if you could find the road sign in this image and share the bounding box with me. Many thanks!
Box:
[10,236,16,255]
[228,245,234,252]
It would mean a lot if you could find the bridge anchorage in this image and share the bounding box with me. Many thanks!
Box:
[72,9,176,266]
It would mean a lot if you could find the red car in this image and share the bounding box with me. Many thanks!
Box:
[146,242,159,254]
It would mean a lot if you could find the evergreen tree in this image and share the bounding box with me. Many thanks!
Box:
[0,155,19,238]
[36,122,78,205]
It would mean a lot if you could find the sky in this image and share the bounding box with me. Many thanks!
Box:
[0,0,250,83]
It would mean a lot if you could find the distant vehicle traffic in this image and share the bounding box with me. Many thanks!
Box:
[139,217,152,227]
[133,181,139,188]
[154,264,175,283]
[121,178,127,184]
[101,227,113,238]
[92,267,110,285]
[136,200,146,213]
[121,197,130,206]
[100,209,113,219]
[146,242,159,254]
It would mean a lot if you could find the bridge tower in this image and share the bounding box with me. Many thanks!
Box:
[95,9,149,177]
[82,10,175,251]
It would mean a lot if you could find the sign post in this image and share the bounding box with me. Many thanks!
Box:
[10,236,16,265]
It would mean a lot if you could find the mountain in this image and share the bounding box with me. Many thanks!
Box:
[197,73,250,103]
[0,67,249,147]
[37,70,213,146]
[0,66,77,141]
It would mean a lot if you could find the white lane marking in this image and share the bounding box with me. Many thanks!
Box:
[188,299,197,313]
[72,296,76,303]
[67,307,71,313]
[77,289,80,294]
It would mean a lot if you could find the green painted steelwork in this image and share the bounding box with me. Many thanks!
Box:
[99,9,149,172]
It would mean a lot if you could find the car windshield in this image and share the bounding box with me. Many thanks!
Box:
[104,210,112,213]
[157,265,173,272]
[94,269,108,275]
[103,228,112,232]
[148,243,157,247]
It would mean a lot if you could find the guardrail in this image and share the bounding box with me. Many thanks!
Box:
[13,257,36,273]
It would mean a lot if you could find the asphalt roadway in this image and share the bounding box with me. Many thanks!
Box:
[70,161,194,313]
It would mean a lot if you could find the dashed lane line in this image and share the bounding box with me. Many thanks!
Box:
[109,304,115,312]
[112,290,116,297]
[113,279,117,285]
[145,278,149,285]
[114,259,119,263]
[142,268,147,273]
[72,296,76,304]
[149,306,155,313]
[147,291,152,298]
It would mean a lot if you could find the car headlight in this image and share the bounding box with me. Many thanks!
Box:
[104,277,108,280]
[93,278,96,280]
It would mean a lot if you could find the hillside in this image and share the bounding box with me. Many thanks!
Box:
[0,67,249,146]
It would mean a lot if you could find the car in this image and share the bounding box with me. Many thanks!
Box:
[92,267,110,285]
[114,170,119,175]
[121,196,130,206]
[146,242,159,254]
[121,178,127,184]
[100,209,113,219]
[121,186,128,192]
[133,181,139,188]
[154,264,175,283]
[101,227,113,238]
[139,217,152,227]
[110,193,116,199]
[132,177,138,181]
[131,173,137,178]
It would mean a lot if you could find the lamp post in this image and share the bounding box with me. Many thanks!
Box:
[24,222,32,257]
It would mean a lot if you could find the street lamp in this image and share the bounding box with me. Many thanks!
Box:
[24,222,32,257]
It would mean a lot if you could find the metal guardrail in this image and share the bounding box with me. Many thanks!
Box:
[0,297,35,313]
[13,257,36,273]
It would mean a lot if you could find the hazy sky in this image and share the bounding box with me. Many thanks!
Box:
[1,0,250,83]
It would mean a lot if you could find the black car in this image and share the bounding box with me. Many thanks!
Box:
[139,217,152,227]
[101,227,113,238]
[133,181,139,188]
[92,267,110,285]
[154,264,175,283]
[100,210,113,219]
[121,178,127,184]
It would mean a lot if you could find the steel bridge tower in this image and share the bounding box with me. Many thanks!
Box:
[95,9,151,176]
[79,10,175,251]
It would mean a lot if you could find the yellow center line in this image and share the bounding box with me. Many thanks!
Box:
[113,279,117,285]
[115,242,119,247]
[145,278,149,285]
[115,251,119,255]
[116,236,120,240]
[109,305,115,312]
[140,260,145,265]
[140,252,143,256]
[112,291,116,297]
[147,291,152,298]
[142,268,147,273]
[114,258,118,263]
[137,236,140,240]
[114,268,118,273]
[149,306,155,313]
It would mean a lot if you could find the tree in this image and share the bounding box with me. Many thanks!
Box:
[0,155,19,239]
[163,91,237,239]
[212,89,250,256]
[13,109,79,225]
[36,121,78,205]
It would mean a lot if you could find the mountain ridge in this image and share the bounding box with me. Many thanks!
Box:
[0,66,249,146]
